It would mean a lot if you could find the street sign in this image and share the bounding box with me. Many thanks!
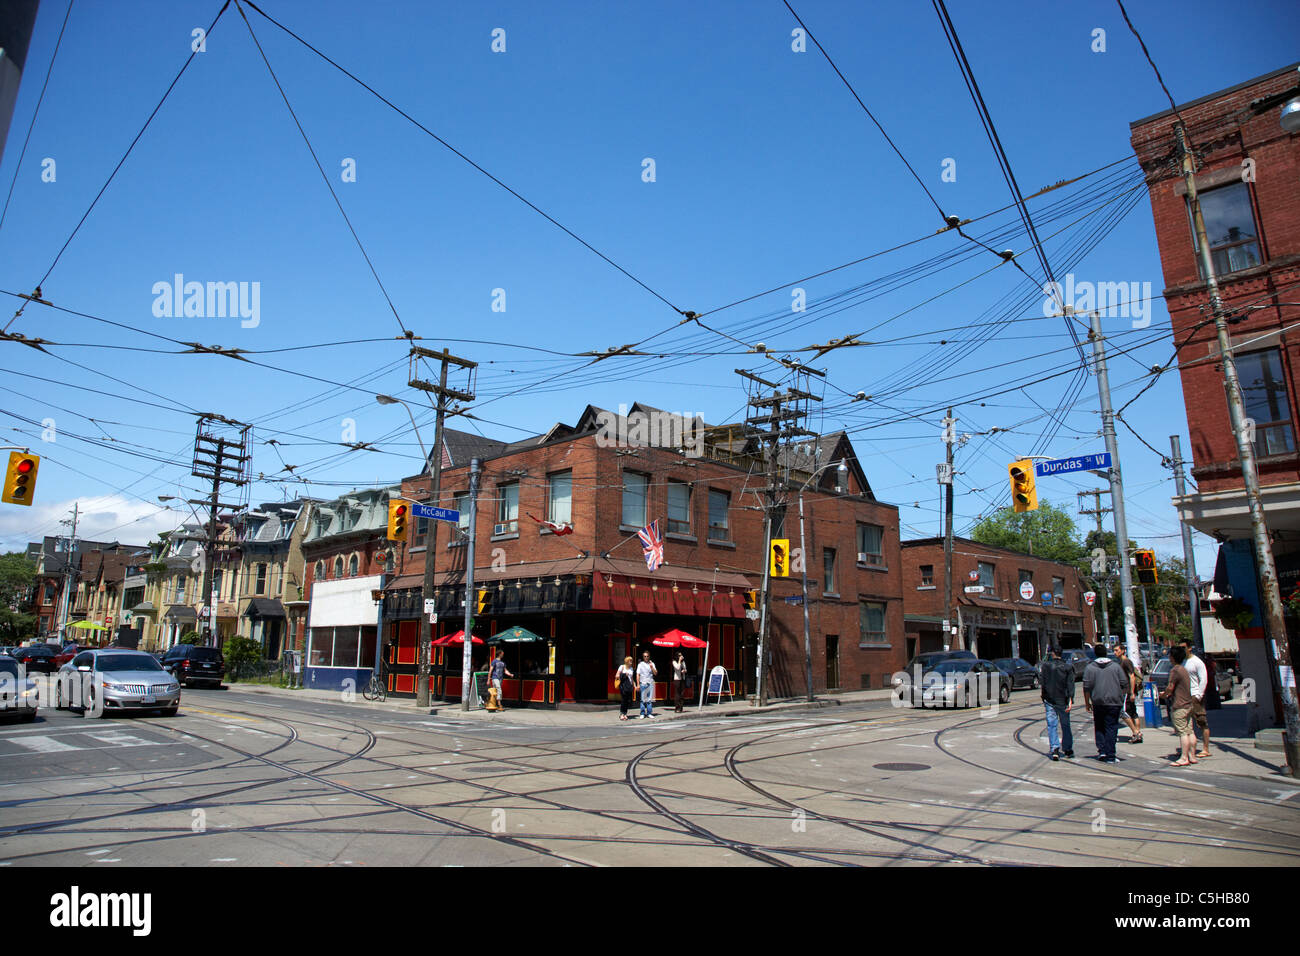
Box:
[1034,452,1112,478]
[1041,591,1053,606]
[1019,581,1035,601]
[936,462,952,485]
[968,570,979,582]
[424,599,436,614]
[784,595,804,606]
[1084,591,1096,606]
[410,503,461,523]
[964,585,984,594]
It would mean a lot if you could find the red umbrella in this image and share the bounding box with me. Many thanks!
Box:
[650,628,707,648]
[434,631,484,646]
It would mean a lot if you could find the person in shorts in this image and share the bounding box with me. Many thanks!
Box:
[1114,644,1143,744]
[1180,639,1212,758]
[1159,644,1197,766]
[489,650,513,709]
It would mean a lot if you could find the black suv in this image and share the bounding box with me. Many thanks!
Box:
[161,644,225,687]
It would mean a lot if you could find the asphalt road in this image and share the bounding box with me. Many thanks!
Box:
[2,687,1298,867]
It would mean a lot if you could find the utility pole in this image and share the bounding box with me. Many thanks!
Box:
[740,367,818,707]
[1078,488,1113,640]
[407,347,477,709]
[55,502,79,642]
[1168,434,1202,648]
[189,418,252,647]
[940,409,956,650]
[461,458,482,711]
[1087,311,1140,665]
[1177,122,1298,776]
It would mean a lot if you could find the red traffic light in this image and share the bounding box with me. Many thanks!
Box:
[15,459,33,474]
[395,504,407,516]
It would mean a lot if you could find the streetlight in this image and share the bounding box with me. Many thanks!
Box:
[375,394,428,462]
[798,458,849,702]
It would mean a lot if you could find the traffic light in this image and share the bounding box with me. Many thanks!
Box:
[770,539,790,578]
[2,452,39,506]
[387,500,409,541]
[476,588,491,615]
[1133,549,1158,585]
[744,589,758,612]
[1008,459,1038,513]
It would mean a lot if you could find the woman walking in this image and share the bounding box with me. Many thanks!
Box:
[615,656,635,720]
[672,651,687,712]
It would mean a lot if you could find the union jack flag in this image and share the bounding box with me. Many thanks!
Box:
[638,519,665,572]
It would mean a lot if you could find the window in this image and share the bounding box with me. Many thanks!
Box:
[315,560,325,581]
[824,549,837,593]
[622,471,649,528]
[333,556,344,579]
[1189,182,1260,278]
[213,569,223,601]
[174,576,186,604]
[348,554,359,577]
[1019,569,1033,587]
[707,489,730,541]
[667,481,691,535]
[859,601,887,645]
[1238,350,1294,457]
[496,483,519,534]
[455,492,471,540]
[1052,576,1065,607]
[856,524,884,566]
[412,516,429,548]
[547,471,572,526]
[255,563,267,595]
[919,564,934,587]
[978,561,996,596]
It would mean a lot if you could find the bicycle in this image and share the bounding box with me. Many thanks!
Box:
[363,660,387,701]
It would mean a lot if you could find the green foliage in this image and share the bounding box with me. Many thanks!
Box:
[176,630,201,644]
[0,553,38,644]
[970,501,1086,564]
[222,635,264,682]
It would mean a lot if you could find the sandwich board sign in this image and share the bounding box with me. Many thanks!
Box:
[706,665,732,703]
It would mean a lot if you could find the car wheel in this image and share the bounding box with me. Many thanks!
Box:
[20,711,36,722]
[161,705,178,717]
[999,683,1011,704]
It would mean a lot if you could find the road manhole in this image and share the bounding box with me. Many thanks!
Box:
[872,762,930,771]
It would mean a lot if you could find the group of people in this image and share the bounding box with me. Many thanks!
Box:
[1039,638,1213,766]
[615,650,692,719]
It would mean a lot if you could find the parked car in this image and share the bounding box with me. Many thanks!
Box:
[0,656,38,721]
[52,643,91,669]
[906,658,1011,708]
[160,644,225,688]
[9,643,59,673]
[54,650,180,717]
[991,657,1040,690]
[893,650,977,691]
[1061,646,1096,679]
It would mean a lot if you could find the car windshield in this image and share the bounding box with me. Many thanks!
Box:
[97,654,163,672]
[932,660,977,675]
[993,659,1015,668]
[0,660,19,677]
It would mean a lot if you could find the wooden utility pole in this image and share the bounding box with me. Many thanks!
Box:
[408,347,476,709]
[940,409,956,650]
[1078,488,1113,641]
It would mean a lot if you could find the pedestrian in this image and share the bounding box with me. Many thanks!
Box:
[1039,644,1075,761]
[1082,642,1127,762]
[1180,639,1212,758]
[672,651,687,712]
[636,650,658,719]
[489,649,513,711]
[1159,644,1198,766]
[615,656,636,720]
[1114,644,1144,744]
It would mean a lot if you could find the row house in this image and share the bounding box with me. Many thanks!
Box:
[25,536,125,641]
[139,526,209,649]
[1130,62,1300,725]
[901,537,1097,664]
[297,487,398,689]
[71,546,151,643]
[370,402,903,706]
[225,499,315,659]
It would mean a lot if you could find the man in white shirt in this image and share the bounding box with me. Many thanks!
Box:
[1180,639,1211,758]
[636,652,658,719]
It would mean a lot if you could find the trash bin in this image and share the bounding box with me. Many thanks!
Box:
[1142,680,1162,730]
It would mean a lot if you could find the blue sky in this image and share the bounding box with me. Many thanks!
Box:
[1,0,1297,578]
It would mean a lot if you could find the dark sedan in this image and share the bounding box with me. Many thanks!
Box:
[9,643,59,673]
[905,659,1011,708]
[992,657,1040,690]
[1061,646,1096,679]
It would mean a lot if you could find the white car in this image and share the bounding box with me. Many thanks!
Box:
[0,656,39,722]
[55,650,180,717]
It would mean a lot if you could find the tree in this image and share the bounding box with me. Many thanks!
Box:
[969,501,1086,564]
[0,552,37,645]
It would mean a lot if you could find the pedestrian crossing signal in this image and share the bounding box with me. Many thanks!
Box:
[770,539,790,578]
[744,589,758,611]
[2,452,39,506]
[1133,549,1158,584]
[387,500,409,541]
[1008,460,1038,513]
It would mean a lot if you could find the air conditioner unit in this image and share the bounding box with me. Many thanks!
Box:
[857,552,869,563]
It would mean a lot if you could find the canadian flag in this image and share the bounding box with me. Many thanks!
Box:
[526,512,574,536]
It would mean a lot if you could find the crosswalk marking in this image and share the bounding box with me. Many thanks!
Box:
[7,735,78,753]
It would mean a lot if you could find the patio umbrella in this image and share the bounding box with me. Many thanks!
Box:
[438,631,484,645]
[489,626,545,644]
[650,628,707,648]
[68,621,109,631]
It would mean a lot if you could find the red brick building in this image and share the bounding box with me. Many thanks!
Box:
[901,538,1096,664]
[1131,62,1300,724]
[380,404,905,705]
